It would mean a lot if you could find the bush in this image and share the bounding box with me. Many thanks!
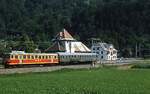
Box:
[131,63,150,69]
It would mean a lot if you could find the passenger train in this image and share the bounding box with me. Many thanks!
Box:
[3,51,97,68]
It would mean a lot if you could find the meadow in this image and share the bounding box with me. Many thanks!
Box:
[0,68,150,94]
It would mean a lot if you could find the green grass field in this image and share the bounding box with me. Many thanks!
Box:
[0,68,150,94]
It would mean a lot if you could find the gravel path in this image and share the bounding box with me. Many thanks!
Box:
[0,64,96,74]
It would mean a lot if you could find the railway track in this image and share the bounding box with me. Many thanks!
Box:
[0,64,95,74]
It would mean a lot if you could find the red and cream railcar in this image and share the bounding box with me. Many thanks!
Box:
[4,51,59,67]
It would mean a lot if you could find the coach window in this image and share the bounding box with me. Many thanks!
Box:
[31,55,34,59]
[27,55,30,59]
[45,56,48,59]
[10,55,14,59]
[15,55,18,59]
[35,55,38,59]
[55,56,57,59]
[20,55,23,59]
[39,56,41,59]
[23,55,26,59]
[42,56,44,59]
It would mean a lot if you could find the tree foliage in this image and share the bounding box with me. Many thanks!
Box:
[0,0,149,57]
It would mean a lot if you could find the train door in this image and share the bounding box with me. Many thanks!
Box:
[18,55,23,64]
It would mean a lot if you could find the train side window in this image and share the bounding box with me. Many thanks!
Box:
[54,56,57,59]
[45,56,48,59]
[47,56,49,59]
[42,55,44,59]
[39,56,41,59]
[35,55,38,59]
[15,55,18,59]
[27,55,30,59]
[19,55,23,59]
[31,55,34,59]
[52,56,53,59]
[10,55,14,59]
[40,56,43,59]
[23,55,26,59]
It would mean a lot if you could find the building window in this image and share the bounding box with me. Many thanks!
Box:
[107,51,110,54]
[101,56,103,59]
[113,50,117,54]
[93,48,95,50]
[101,51,103,54]
[111,52,113,55]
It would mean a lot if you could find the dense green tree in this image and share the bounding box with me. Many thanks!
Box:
[0,0,149,57]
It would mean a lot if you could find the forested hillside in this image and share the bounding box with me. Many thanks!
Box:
[0,0,150,57]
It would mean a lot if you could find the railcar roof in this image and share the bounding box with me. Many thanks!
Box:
[9,52,57,55]
[57,52,97,55]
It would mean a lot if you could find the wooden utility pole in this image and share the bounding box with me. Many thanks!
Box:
[138,43,141,57]
[135,43,138,58]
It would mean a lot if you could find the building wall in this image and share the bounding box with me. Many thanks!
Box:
[91,45,117,61]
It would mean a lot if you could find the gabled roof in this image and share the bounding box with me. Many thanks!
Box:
[45,42,65,52]
[45,28,91,53]
[73,42,91,52]
[94,43,117,51]
[54,29,75,41]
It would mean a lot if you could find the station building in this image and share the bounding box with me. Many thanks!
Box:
[45,29,91,53]
[91,43,117,61]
